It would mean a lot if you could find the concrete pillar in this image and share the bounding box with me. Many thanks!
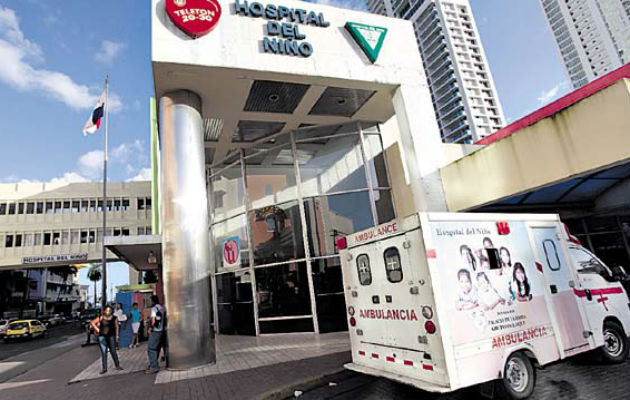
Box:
[159,90,215,369]
[392,84,448,212]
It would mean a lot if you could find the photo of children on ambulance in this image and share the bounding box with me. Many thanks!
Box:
[512,262,533,302]
[455,269,479,310]
[476,271,506,311]
[455,238,533,312]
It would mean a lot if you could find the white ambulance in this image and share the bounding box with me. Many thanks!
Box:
[338,212,630,399]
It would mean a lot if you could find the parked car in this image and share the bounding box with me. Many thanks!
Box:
[3,320,47,341]
[0,319,13,336]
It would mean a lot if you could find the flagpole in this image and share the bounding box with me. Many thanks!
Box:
[101,74,109,310]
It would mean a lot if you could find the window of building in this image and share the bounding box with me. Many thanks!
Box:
[24,233,33,246]
[137,227,145,235]
[88,230,96,243]
[146,198,152,210]
[356,254,371,285]
[71,201,80,213]
[54,201,62,214]
[384,247,403,283]
[122,198,130,211]
[34,233,41,246]
[36,202,43,214]
[45,201,53,214]
[8,203,16,215]
[97,200,103,212]
[14,234,22,247]
[0,203,5,215]
[89,200,96,212]
[137,198,145,210]
[26,202,34,214]
[70,230,79,244]
[52,232,61,245]
[61,231,69,245]
[81,200,89,212]
[17,203,24,214]
[146,226,152,235]
[113,228,122,237]
[121,228,130,236]
[106,199,113,212]
[114,199,121,211]
[5,235,13,248]
[44,232,51,246]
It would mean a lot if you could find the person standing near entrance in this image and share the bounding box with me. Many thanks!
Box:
[90,305,123,374]
[146,295,165,374]
[129,302,141,348]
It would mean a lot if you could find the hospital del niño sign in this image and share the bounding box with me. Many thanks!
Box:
[234,0,330,58]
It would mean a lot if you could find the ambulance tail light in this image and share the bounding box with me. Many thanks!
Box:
[349,316,356,327]
[336,236,347,250]
[425,320,436,334]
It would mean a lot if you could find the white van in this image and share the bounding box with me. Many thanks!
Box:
[338,212,630,399]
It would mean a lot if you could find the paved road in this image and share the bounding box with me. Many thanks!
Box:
[291,353,630,400]
[0,321,84,361]
[0,322,85,383]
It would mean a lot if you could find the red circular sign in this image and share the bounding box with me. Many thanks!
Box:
[223,239,239,265]
[166,0,222,39]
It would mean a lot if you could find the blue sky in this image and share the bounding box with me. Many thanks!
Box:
[0,0,570,292]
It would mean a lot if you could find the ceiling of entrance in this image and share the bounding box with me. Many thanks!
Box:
[152,63,397,165]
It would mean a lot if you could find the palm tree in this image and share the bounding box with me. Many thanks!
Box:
[87,264,102,308]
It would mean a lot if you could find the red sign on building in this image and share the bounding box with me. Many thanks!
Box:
[165,0,222,39]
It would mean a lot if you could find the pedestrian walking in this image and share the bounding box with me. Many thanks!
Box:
[129,302,141,348]
[113,302,127,350]
[90,305,123,374]
[146,295,165,374]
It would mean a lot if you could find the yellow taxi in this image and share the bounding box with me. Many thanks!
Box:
[3,320,47,341]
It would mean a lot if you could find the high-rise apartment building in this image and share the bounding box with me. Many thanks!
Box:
[540,0,630,88]
[366,0,506,143]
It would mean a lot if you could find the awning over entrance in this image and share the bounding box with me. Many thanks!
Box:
[104,235,161,271]
[440,67,630,212]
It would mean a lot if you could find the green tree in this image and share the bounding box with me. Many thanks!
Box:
[87,265,102,308]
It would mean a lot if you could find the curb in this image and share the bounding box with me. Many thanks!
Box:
[256,367,346,400]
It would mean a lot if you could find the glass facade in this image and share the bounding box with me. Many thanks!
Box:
[209,122,395,334]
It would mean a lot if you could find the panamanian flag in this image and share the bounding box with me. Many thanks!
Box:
[82,90,106,135]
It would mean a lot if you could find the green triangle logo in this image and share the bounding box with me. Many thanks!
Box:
[345,22,388,64]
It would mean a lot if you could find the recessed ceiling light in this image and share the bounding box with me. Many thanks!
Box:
[268,94,280,102]
[336,97,347,105]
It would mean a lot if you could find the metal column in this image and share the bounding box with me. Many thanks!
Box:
[159,90,215,369]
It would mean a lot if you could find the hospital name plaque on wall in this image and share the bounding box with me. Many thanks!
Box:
[234,0,330,58]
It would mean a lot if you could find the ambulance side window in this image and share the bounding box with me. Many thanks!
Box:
[356,254,372,285]
[542,239,561,271]
[384,247,403,283]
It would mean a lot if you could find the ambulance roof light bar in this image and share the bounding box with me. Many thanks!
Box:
[337,236,348,250]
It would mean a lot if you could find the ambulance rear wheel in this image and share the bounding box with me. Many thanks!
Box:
[601,321,628,364]
[497,352,535,400]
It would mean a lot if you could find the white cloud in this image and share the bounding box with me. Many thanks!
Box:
[77,150,105,180]
[0,6,42,60]
[0,5,123,112]
[536,81,569,106]
[94,40,126,64]
[49,172,89,184]
[127,168,152,182]
[0,140,148,184]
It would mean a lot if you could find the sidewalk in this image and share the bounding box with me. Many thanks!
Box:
[0,332,351,400]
